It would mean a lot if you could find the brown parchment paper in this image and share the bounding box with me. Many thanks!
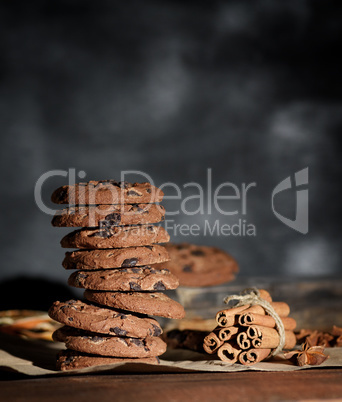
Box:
[0,333,341,377]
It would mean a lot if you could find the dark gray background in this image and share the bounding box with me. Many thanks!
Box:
[1,0,342,293]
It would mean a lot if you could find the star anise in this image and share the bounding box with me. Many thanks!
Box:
[284,340,329,366]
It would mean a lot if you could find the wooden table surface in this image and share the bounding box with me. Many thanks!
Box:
[2,369,342,401]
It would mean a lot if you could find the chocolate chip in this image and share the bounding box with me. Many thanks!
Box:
[92,180,111,187]
[58,188,68,201]
[94,180,128,188]
[119,314,127,319]
[130,268,141,273]
[153,281,166,291]
[78,273,88,279]
[129,282,141,291]
[131,338,143,347]
[89,230,112,238]
[92,336,104,342]
[191,249,205,256]
[132,204,144,212]
[127,190,141,197]
[146,188,151,193]
[145,245,153,251]
[102,213,121,226]
[122,258,138,267]
[152,324,162,337]
[68,317,73,322]
[119,181,130,189]
[182,265,192,272]
[64,356,75,364]
[110,327,127,336]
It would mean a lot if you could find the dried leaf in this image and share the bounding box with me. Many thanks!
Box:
[296,329,335,348]
[295,329,314,344]
[332,326,342,337]
[336,336,342,347]
[331,326,342,347]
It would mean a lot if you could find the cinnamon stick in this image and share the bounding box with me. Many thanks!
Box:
[270,302,290,317]
[218,326,239,342]
[203,331,224,354]
[243,301,290,317]
[237,331,251,350]
[217,342,241,364]
[243,305,266,315]
[239,348,271,366]
[216,302,290,328]
[215,305,250,327]
[246,325,262,340]
[216,305,267,328]
[239,313,296,331]
[258,289,273,303]
[248,325,296,350]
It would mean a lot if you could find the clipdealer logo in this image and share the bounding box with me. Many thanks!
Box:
[271,168,309,234]
[34,168,309,236]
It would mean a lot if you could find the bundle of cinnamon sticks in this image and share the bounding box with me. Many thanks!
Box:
[203,289,297,365]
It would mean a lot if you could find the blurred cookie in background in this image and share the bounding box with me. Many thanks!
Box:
[154,243,239,287]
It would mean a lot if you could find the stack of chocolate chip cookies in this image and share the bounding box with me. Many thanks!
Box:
[48,180,185,371]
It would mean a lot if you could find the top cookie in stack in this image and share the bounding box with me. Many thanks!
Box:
[51,180,164,205]
[49,180,185,371]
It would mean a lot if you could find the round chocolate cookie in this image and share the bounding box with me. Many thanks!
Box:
[51,181,163,205]
[154,243,239,287]
[52,204,165,227]
[84,290,185,319]
[62,245,170,270]
[61,225,169,249]
[48,300,162,338]
[68,267,179,291]
[56,349,160,371]
[53,326,166,358]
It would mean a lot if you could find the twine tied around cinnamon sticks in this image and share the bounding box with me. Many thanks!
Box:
[223,288,285,356]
